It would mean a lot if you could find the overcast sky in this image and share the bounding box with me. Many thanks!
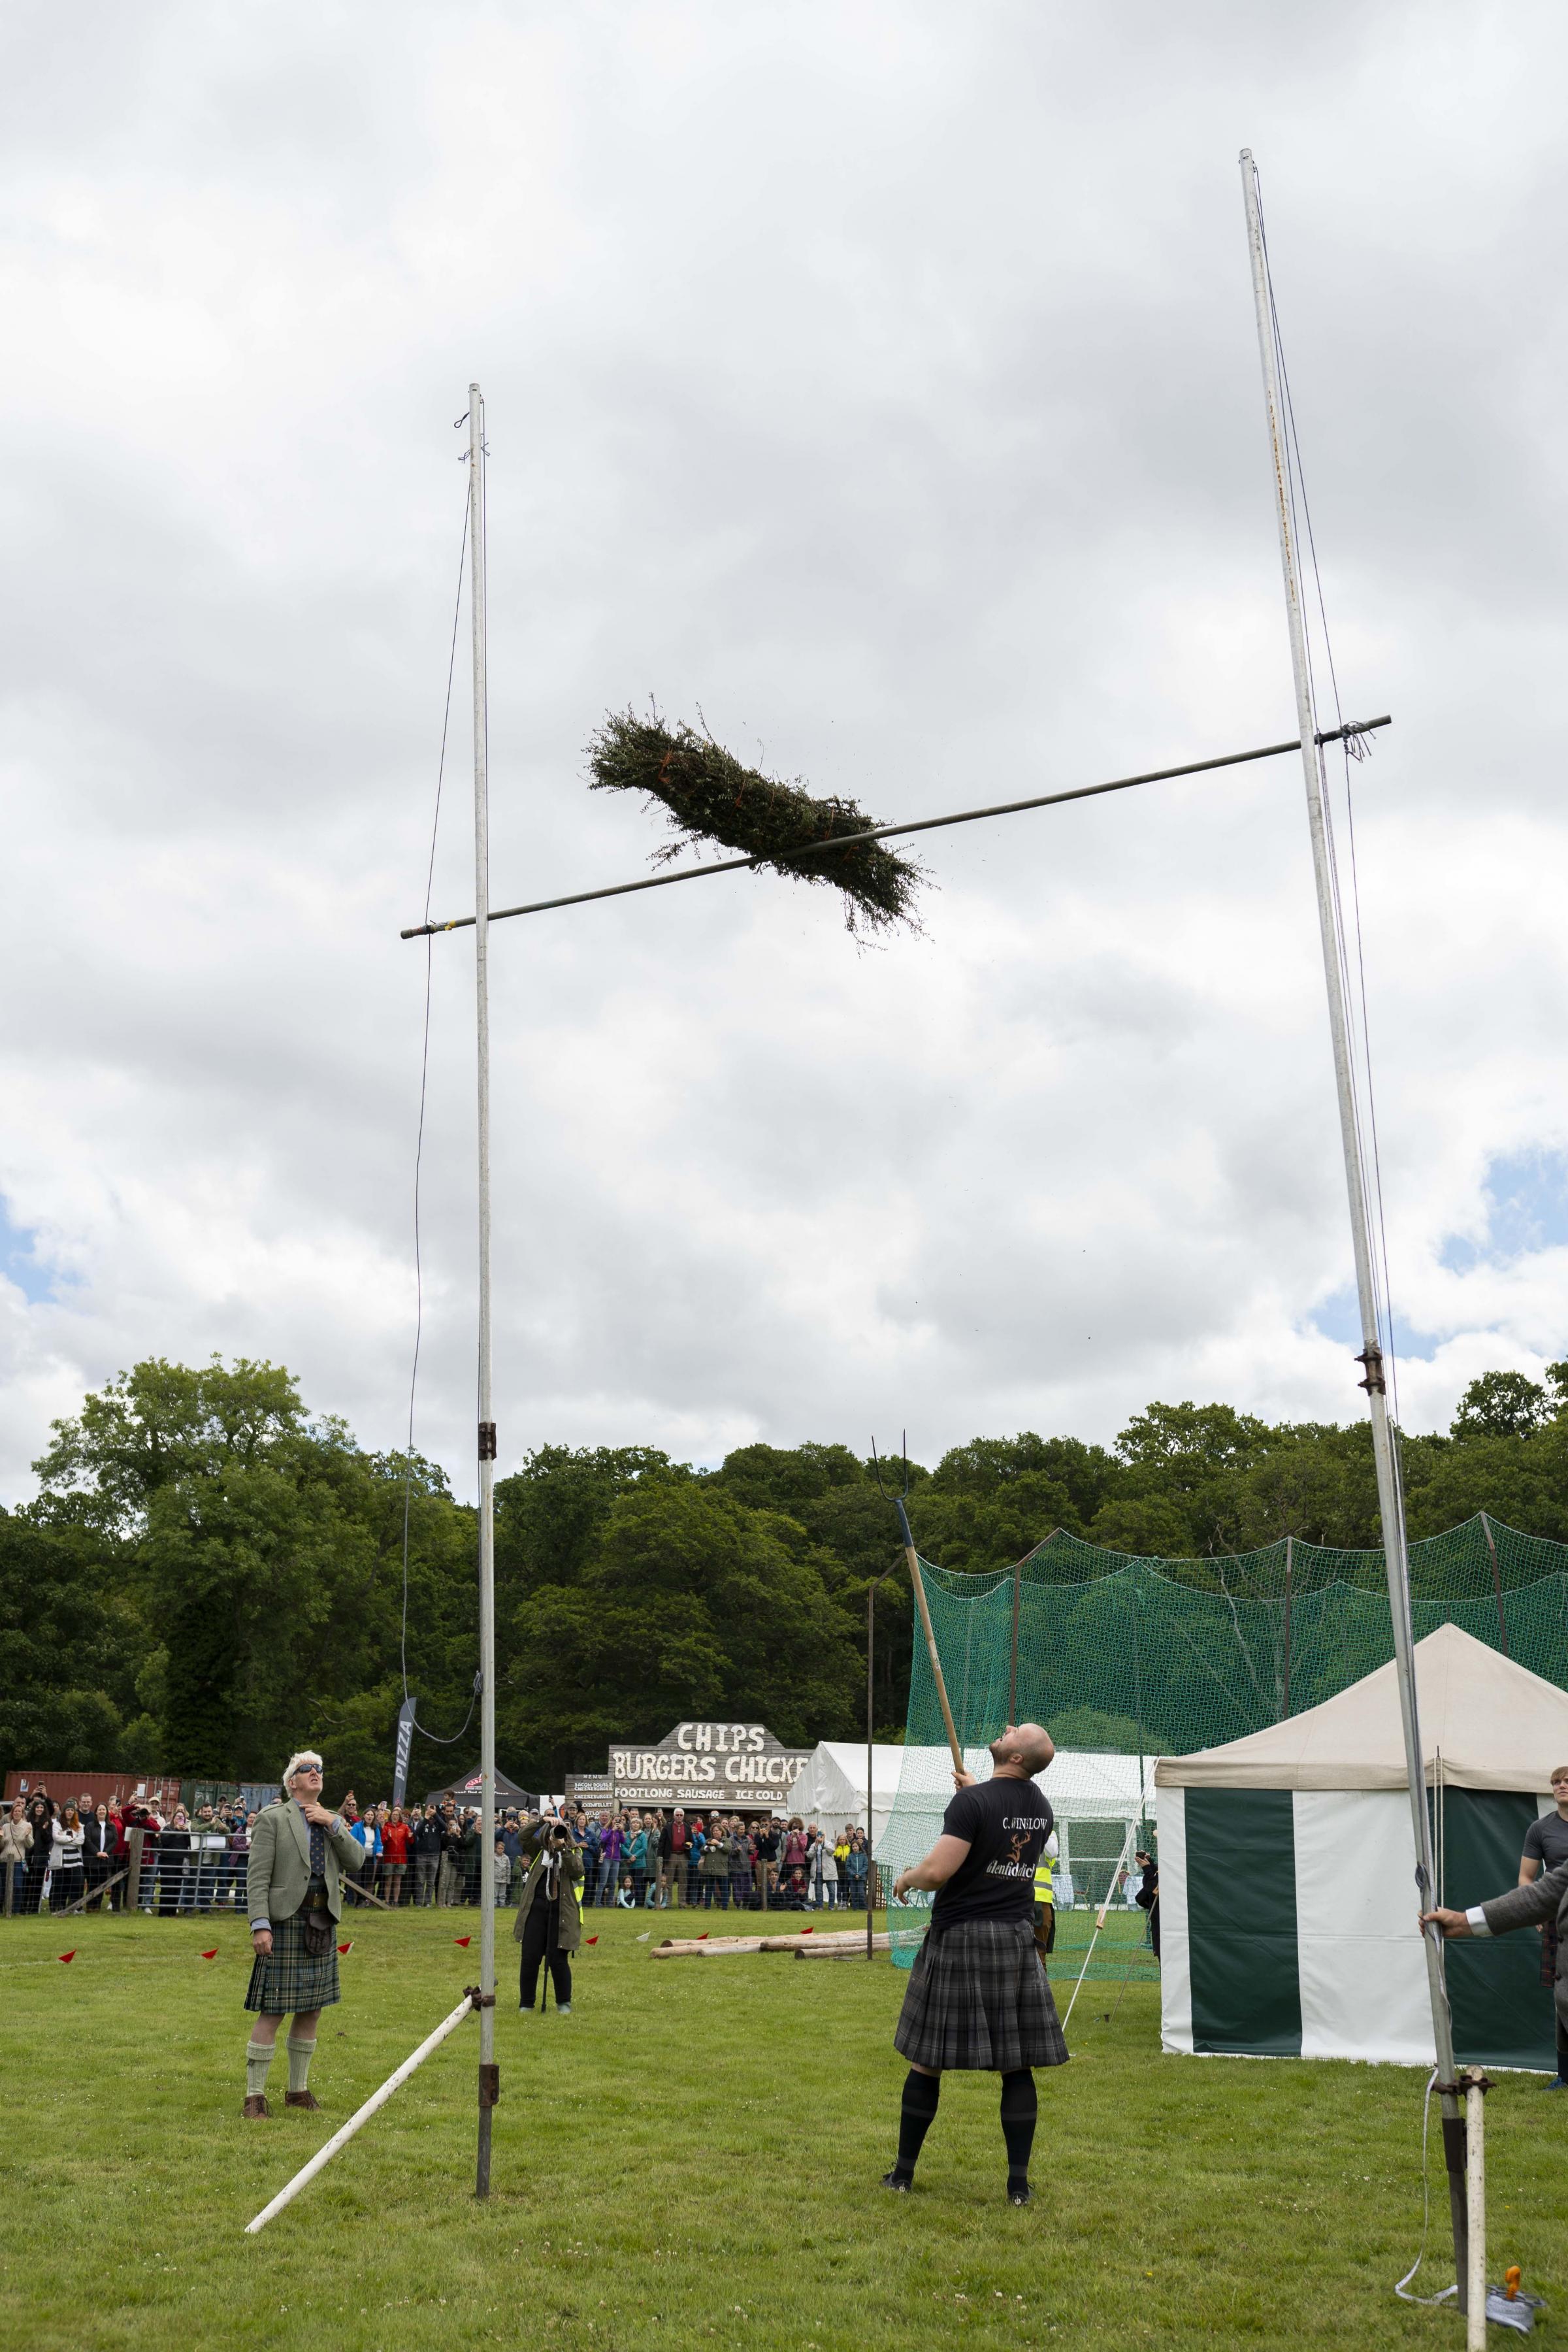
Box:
[3,1,1566,1504]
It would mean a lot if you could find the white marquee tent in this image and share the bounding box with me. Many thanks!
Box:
[871,1743,1156,1901]
[1156,1624,1567,2070]
[802,1743,909,1852]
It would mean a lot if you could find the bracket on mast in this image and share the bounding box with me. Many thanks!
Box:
[1354,1345,1386,1396]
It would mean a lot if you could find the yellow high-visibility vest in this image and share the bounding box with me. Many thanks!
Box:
[1034,1855,1055,1903]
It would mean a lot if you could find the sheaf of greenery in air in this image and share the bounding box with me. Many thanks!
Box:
[585,709,925,939]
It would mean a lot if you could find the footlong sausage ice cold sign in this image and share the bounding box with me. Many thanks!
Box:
[608,1722,811,1811]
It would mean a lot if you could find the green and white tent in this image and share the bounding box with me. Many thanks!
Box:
[1156,1624,1567,2070]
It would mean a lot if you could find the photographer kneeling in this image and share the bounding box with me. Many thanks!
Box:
[1422,1850,1568,2090]
[514,1814,583,2014]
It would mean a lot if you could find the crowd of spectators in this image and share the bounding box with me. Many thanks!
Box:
[1,1785,875,1918]
[562,1806,872,1910]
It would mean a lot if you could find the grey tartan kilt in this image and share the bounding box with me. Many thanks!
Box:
[244,1908,342,2015]
[894,1914,1068,2073]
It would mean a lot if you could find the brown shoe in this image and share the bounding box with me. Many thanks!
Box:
[242,2094,270,2119]
[284,2089,321,2111]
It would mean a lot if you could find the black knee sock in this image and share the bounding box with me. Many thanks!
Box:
[892,2070,941,2178]
[1000,2068,1037,2188]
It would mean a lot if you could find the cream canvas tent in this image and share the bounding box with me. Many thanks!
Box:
[1156,1624,1568,2070]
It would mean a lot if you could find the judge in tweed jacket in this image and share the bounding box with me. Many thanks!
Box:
[1422,1852,1568,2087]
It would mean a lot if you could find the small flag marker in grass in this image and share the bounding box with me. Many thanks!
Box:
[200,1948,218,1960]
[58,1950,76,1964]
[338,1941,353,1955]
[802,1925,813,1934]
[453,1935,472,1947]
[696,1932,709,1940]
[585,1936,598,1946]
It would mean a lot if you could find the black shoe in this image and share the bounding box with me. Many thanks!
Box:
[881,2168,913,2193]
[1007,2180,1032,2207]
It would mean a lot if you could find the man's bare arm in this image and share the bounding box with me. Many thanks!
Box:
[893,1835,972,1901]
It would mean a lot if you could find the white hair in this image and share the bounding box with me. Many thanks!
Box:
[283,1750,324,1785]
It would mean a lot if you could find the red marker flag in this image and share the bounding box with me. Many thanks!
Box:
[200,1948,218,1961]
[585,1935,598,1946]
[338,1940,353,1955]
[59,1950,77,1964]
[454,1935,472,1948]
[696,1931,709,1940]
[802,1925,814,1935]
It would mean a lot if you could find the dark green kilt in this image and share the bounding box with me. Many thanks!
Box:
[894,1914,1068,2073]
[245,1909,341,2015]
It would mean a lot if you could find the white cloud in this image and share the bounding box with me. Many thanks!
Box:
[3,0,1567,1501]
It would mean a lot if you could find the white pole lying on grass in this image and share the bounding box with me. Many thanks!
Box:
[1060,1818,1141,2031]
[244,1993,478,2235]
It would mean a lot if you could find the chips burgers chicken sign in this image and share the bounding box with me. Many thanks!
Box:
[608,1722,810,1811]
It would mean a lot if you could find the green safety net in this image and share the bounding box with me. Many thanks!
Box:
[905,1512,1567,1760]
[880,1512,1568,1968]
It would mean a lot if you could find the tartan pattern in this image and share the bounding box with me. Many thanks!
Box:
[244,1906,342,2016]
[894,1915,1068,2074]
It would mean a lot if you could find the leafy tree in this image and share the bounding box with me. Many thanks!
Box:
[35,1360,381,1778]
[498,1480,860,1792]
[1451,1371,1550,1440]
[0,1512,143,1787]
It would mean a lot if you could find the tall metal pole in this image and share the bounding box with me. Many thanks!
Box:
[468,382,499,2195]
[1240,153,1465,2296]
[866,1565,896,1959]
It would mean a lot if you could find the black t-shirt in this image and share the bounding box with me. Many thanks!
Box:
[1522,1810,1568,1874]
[932,1776,1054,1929]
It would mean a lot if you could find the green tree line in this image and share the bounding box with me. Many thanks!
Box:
[5,1355,1567,1798]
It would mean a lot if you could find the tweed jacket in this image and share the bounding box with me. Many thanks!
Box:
[246,1798,365,1929]
[1481,1855,1568,1938]
[1481,1855,1568,2014]
[512,1840,584,1953]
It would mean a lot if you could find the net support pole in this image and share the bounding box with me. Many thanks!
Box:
[896,1498,964,1771]
[244,1993,478,2234]
[1241,150,1465,2303]
[468,382,500,2195]
[1465,2072,1487,2351]
[866,1567,893,1959]
[1008,1557,1022,1727]
[1061,1817,1141,2030]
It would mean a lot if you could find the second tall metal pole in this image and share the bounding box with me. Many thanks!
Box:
[469,381,499,2196]
[1240,152,1465,2295]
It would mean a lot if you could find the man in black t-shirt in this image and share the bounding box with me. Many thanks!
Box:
[883,1724,1068,2207]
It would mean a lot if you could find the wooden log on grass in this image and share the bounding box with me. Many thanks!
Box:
[794,1935,892,1958]
[652,1928,883,1959]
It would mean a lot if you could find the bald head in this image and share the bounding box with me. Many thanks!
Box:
[989,1723,1055,1776]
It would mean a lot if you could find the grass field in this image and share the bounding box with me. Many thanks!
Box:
[1,1903,1562,2351]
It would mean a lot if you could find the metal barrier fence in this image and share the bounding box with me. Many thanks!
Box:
[3,1821,880,1919]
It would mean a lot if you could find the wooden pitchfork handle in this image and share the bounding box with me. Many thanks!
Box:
[897,1501,964,1773]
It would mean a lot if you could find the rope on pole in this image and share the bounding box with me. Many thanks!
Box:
[243,1991,478,2235]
